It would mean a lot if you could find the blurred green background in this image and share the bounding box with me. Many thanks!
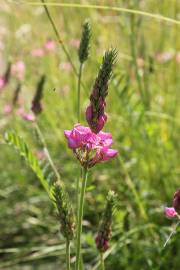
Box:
[0,0,180,269]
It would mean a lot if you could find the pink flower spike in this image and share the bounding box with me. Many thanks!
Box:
[165,207,177,218]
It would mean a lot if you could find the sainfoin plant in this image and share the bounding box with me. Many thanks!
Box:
[4,17,118,268]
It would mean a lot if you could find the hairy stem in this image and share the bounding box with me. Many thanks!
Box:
[66,239,71,270]
[75,166,88,270]
[100,253,105,270]
[77,63,83,122]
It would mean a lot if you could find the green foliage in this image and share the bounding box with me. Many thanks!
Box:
[5,131,51,195]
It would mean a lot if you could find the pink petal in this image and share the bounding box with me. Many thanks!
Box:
[64,130,71,139]
[98,131,112,147]
[165,207,177,218]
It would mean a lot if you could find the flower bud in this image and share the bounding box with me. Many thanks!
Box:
[173,189,180,214]
[78,20,91,63]
[52,182,75,241]
[31,75,46,115]
[95,191,117,252]
[86,49,117,133]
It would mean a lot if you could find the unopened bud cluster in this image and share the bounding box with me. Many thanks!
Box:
[52,182,75,241]
[78,20,91,64]
[86,49,117,133]
[95,190,117,252]
[31,75,46,115]
[173,189,180,214]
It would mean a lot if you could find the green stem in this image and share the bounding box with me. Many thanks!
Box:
[100,253,105,270]
[77,63,83,122]
[66,239,71,270]
[34,122,62,184]
[41,0,78,76]
[75,166,88,270]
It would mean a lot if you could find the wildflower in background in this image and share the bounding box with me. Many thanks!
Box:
[165,188,180,218]
[35,149,46,160]
[156,51,174,63]
[17,107,35,122]
[95,190,117,252]
[3,104,12,115]
[44,39,56,52]
[59,62,72,73]
[70,38,80,48]
[64,124,118,168]
[31,48,44,57]
[0,62,11,91]
[86,49,117,133]
[31,75,46,115]
[12,61,25,81]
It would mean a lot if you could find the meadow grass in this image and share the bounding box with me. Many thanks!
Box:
[0,0,180,269]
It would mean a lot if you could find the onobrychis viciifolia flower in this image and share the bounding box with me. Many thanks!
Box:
[31,75,46,115]
[78,20,91,64]
[95,190,117,252]
[64,124,118,168]
[165,188,180,218]
[52,182,75,241]
[86,49,117,133]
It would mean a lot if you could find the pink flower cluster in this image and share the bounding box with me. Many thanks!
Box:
[64,124,117,168]
[165,189,180,218]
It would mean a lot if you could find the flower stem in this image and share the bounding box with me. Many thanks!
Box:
[77,63,83,122]
[100,253,105,270]
[75,166,88,270]
[66,239,71,270]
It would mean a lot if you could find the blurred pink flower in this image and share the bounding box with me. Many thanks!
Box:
[69,38,80,48]
[0,77,5,90]
[59,62,72,73]
[12,61,25,80]
[16,107,35,122]
[44,40,56,51]
[64,124,117,167]
[165,207,177,218]
[3,104,13,115]
[156,52,174,63]
[31,48,44,57]
[35,149,46,160]
[176,52,180,63]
